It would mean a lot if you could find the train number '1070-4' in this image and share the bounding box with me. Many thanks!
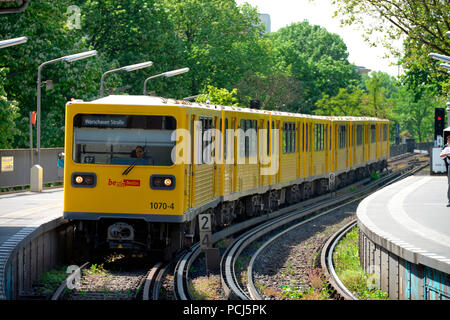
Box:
[149,202,175,210]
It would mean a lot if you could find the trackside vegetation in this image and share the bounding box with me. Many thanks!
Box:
[332,226,389,300]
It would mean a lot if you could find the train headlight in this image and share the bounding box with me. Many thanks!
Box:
[71,172,97,188]
[75,176,84,184]
[150,175,176,190]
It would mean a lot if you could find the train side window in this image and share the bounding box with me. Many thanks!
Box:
[370,125,376,143]
[302,123,304,152]
[224,118,228,160]
[305,123,309,152]
[314,123,325,151]
[383,124,387,141]
[329,125,332,150]
[356,125,363,146]
[338,125,346,149]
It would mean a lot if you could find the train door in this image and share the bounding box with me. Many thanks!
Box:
[213,116,219,197]
[256,120,269,186]
[325,123,329,172]
[223,117,233,195]
[189,115,196,209]
[276,120,281,184]
[184,114,192,211]
[232,117,238,193]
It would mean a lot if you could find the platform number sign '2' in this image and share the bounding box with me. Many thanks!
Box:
[199,213,212,249]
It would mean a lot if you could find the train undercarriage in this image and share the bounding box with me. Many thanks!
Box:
[73,160,387,260]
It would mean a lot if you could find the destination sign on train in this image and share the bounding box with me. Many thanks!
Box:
[81,115,128,128]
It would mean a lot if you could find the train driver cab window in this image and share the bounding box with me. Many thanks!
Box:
[73,114,176,166]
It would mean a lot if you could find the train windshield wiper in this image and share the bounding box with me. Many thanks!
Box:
[122,160,137,175]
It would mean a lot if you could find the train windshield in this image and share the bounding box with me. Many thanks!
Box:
[73,114,176,166]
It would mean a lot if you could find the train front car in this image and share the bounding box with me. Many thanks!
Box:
[63,95,187,258]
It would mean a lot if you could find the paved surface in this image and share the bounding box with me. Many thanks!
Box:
[357,175,450,273]
[0,189,63,247]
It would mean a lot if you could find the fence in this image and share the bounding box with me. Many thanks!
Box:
[0,148,64,189]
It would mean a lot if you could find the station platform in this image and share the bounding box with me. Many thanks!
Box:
[0,189,63,247]
[358,175,450,274]
[357,173,450,299]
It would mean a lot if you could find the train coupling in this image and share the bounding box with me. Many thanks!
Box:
[107,222,135,241]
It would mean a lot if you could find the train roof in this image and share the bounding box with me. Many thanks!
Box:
[68,95,388,122]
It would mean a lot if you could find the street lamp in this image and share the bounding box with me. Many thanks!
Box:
[0,36,28,49]
[143,67,189,95]
[36,50,97,164]
[100,61,153,97]
[429,53,450,64]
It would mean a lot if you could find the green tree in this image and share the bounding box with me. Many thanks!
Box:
[332,0,450,93]
[162,0,270,95]
[360,71,397,119]
[392,85,445,142]
[234,71,304,110]
[0,69,20,149]
[314,87,364,116]
[267,21,361,114]
[80,0,188,98]
[0,0,105,148]
[195,85,240,106]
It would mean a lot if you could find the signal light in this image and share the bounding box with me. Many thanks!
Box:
[75,176,84,184]
[150,175,176,190]
[435,108,446,140]
[71,172,97,188]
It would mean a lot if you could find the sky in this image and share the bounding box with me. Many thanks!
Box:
[236,0,404,77]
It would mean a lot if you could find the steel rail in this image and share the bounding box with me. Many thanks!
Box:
[234,163,429,300]
[173,159,427,300]
[51,262,90,300]
[142,262,163,300]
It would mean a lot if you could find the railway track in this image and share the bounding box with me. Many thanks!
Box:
[51,256,166,300]
[174,158,428,301]
[53,153,428,301]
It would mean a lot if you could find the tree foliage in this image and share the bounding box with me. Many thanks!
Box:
[267,21,361,113]
[332,0,450,93]
[195,85,239,106]
[0,0,445,148]
[0,68,19,149]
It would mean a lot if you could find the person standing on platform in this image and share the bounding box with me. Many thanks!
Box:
[439,135,450,207]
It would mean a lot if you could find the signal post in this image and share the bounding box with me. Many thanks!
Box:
[198,213,220,272]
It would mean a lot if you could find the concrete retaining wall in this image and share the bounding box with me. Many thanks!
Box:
[1,217,74,300]
[359,228,450,300]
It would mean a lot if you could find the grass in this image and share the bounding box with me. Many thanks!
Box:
[370,170,381,181]
[281,269,332,300]
[332,227,389,300]
[85,263,108,276]
[32,265,68,297]
[189,274,222,300]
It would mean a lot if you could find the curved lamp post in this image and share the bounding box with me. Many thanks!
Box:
[0,36,28,49]
[36,50,97,164]
[143,67,189,95]
[100,61,153,97]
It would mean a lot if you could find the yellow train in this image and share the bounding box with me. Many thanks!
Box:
[63,95,389,257]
